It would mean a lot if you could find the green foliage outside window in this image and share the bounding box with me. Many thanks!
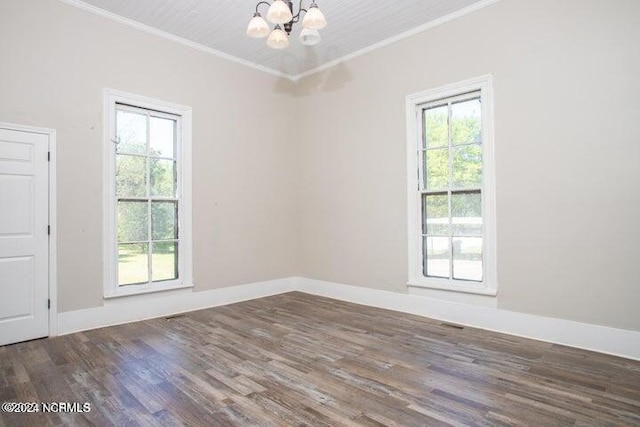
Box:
[115,109,179,285]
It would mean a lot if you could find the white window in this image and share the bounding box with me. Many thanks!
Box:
[104,90,192,298]
[406,75,497,295]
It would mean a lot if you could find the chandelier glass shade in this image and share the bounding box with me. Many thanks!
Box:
[299,28,321,46]
[246,14,270,38]
[266,0,293,24]
[266,25,290,49]
[247,1,327,48]
[302,4,327,30]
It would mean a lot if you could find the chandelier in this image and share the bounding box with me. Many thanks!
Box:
[246,0,327,49]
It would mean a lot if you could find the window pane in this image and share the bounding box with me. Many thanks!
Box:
[424,105,448,148]
[452,192,482,236]
[152,241,178,282]
[453,237,482,281]
[116,110,147,154]
[150,159,176,197]
[452,144,482,188]
[118,243,149,285]
[451,98,481,145]
[423,236,450,278]
[116,154,147,197]
[150,117,176,158]
[424,148,449,190]
[117,201,148,242]
[152,202,177,240]
[422,194,449,235]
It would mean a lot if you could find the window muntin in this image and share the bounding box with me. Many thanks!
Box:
[115,104,180,287]
[407,76,497,297]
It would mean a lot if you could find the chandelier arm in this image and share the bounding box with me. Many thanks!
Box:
[292,10,308,23]
[290,0,308,22]
[254,1,272,15]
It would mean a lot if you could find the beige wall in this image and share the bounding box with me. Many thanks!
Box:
[0,0,297,312]
[2,0,639,332]
[293,0,640,331]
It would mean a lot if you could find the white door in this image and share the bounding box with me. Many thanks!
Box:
[0,126,49,345]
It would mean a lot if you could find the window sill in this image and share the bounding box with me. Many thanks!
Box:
[104,282,194,299]
[407,279,497,297]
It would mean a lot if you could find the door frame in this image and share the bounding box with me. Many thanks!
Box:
[0,122,57,338]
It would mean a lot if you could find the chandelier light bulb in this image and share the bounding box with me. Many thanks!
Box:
[302,3,327,30]
[246,13,270,38]
[299,28,321,46]
[266,0,293,24]
[266,25,290,49]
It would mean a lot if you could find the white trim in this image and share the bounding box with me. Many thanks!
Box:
[57,278,296,335]
[103,283,194,299]
[408,285,497,308]
[54,276,640,360]
[56,0,501,82]
[55,0,292,81]
[294,278,640,361]
[291,0,503,81]
[0,122,55,136]
[104,88,192,116]
[48,131,58,337]
[0,122,58,338]
[103,89,193,298]
[406,75,497,296]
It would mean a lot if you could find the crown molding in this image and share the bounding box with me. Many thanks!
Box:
[290,0,502,81]
[56,0,295,80]
[56,0,502,82]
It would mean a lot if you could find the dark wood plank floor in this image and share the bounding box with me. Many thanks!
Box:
[1,292,639,426]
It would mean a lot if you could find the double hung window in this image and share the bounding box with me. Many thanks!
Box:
[407,76,496,295]
[104,90,192,297]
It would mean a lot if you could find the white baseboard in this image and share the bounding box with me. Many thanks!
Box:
[57,276,640,361]
[57,278,295,335]
[294,277,640,361]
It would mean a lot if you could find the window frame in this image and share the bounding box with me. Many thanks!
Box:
[104,89,193,298]
[406,75,497,296]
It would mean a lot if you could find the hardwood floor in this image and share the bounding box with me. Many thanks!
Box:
[1,292,639,426]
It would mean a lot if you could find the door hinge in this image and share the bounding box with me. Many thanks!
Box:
[47,299,51,309]
[47,225,51,235]
[47,151,50,161]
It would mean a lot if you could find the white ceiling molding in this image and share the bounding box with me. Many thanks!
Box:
[291,0,502,82]
[56,0,292,80]
[56,0,502,82]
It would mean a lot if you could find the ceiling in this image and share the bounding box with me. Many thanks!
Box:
[63,0,494,80]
